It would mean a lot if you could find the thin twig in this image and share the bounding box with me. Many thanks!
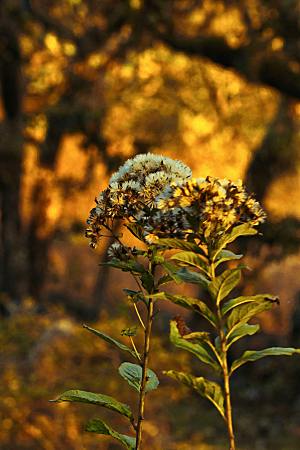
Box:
[134,303,146,330]
[130,336,141,361]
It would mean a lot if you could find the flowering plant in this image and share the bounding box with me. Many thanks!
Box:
[52,155,300,450]
[147,176,300,450]
[52,154,191,449]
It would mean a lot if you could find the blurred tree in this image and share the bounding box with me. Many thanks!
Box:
[0,0,299,314]
[0,1,26,304]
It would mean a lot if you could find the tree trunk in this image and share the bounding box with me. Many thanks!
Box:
[0,8,26,304]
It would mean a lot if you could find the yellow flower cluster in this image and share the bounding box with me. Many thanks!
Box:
[147,177,266,244]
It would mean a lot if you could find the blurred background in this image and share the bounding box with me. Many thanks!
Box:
[0,0,300,449]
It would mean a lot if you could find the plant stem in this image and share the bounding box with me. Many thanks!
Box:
[135,264,155,450]
[222,353,235,450]
[211,261,236,450]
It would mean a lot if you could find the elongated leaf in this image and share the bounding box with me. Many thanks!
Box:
[126,223,145,242]
[155,238,204,254]
[123,288,140,297]
[83,325,139,360]
[231,347,300,374]
[226,299,278,333]
[118,362,159,393]
[212,224,257,260]
[86,419,135,449]
[141,271,154,292]
[222,294,279,315]
[170,320,220,371]
[170,251,209,274]
[183,331,211,342]
[209,268,242,304]
[51,390,133,420]
[161,260,183,284]
[227,323,260,348]
[215,250,243,268]
[157,274,173,286]
[164,370,225,419]
[154,292,217,328]
[100,258,145,274]
[176,267,209,289]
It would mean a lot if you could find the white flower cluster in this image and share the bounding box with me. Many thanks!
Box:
[108,153,192,208]
[85,153,191,247]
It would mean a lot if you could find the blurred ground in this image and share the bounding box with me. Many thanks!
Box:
[1,296,300,450]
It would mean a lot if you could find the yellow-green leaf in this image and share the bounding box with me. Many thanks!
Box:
[230,347,300,374]
[170,251,209,274]
[209,267,242,304]
[226,323,260,348]
[175,267,209,289]
[226,299,278,334]
[86,419,136,449]
[157,293,217,328]
[222,294,279,315]
[155,238,204,254]
[51,390,133,420]
[83,325,139,360]
[212,223,257,260]
[215,250,243,268]
[170,320,220,371]
[164,370,225,419]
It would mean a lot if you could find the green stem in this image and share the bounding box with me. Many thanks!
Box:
[135,263,155,450]
[211,261,236,450]
[222,353,235,450]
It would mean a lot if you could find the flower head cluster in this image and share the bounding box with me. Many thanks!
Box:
[146,176,266,244]
[85,153,191,247]
[107,242,131,260]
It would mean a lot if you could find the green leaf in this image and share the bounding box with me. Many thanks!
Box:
[226,323,260,348]
[164,370,225,419]
[51,390,133,420]
[170,320,220,371]
[101,258,145,274]
[161,260,185,284]
[175,267,209,289]
[83,325,139,360]
[118,362,159,393]
[155,238,204,253]
[123,288,140,297]
[86,419,135,449]
[183,331,211,342]
[209,267,242,304]
[215,250,243,268]
[157,274,174,286]
[156,292,217,328]
[121,327,138,337]
[222,294,279,315]
[226,298,278,333]
[153,254,165,265]
[212,223,257,260]
[141,271,154,292]
[231,347,300,374]
[170,251,209,274]
[126,223,145,242]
